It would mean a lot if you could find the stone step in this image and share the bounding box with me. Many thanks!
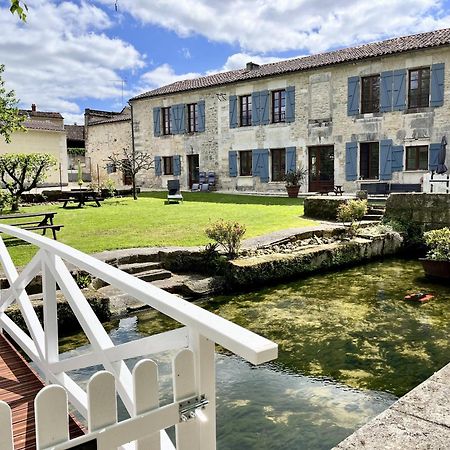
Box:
[135,268,172,283]
[362,214,383,221]
[118,261,162,274]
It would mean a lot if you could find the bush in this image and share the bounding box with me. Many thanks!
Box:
[205,220,246,258]
[423,227,450,261]
[0,190,12,212]
[337,199,368,235]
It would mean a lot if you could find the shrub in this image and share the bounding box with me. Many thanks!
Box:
[337,199,368,235]
[205,220,246,258]
[0,190,12,212]
[423,227,450,261]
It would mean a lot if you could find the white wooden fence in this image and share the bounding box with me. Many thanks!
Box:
[0,224,278,449]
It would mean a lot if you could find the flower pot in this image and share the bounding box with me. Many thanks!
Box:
[419,258,450,280]
[286,186,300,198]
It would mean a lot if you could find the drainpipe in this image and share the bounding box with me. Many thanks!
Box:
[130,102,137,200]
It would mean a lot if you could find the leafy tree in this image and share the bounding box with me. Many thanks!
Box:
[0,154,57,211]
[107,148,153,200]
[9,0,27,21]
[0,65,25,143]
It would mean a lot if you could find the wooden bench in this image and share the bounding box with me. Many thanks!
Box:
[0,211,63,240]
[58,190,104,208]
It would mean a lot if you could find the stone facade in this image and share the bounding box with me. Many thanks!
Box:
[130,33,450,194]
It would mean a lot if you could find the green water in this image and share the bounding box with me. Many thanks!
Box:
[59,258,450,449]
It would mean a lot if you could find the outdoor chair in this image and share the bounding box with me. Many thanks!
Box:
[199,172,207,184]
[191,183,201,192]
[200,183,210,192]
[167,180,183,204]
[207,172,216,189]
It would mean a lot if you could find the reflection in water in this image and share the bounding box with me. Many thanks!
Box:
[59,258,450,449]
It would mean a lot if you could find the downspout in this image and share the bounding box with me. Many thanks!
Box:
[130,101,137,200]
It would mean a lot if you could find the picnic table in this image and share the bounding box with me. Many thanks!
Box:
[59,190,104,208]
[0,211,63,239]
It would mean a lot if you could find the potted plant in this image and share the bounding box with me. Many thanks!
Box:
[420,227,450,280]
[284,167,307,198]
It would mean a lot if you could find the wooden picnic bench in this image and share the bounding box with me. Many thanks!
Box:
[0,211,63,240]
[58,190,104,208]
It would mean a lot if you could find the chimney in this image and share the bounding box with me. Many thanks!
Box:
[246,62,260,71]
[31,103,36,112]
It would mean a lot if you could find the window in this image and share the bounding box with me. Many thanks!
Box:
[106,162,116,174]
[187,103,198,132]
[271,149,286,181]
[162,107,171,135]
[360,142,379,179]
[361,75,380,113]
[408,68,430,109]
[272,90,286,123]
[163,156,173,175]
[240,95,252,126]
[239,151,252,176]
[406,145,428,170]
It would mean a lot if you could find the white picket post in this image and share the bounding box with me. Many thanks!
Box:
[88,371,117,432]
[173,349,199,450]
[35,385,69,449]
[0,401,13,450]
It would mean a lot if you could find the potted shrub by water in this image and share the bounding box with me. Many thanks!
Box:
[284,167,307,198]
[420,227,450,280]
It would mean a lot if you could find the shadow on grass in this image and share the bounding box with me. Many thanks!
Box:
[140,191,304,206]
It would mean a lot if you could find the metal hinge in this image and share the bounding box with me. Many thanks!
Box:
[179,395,209,422]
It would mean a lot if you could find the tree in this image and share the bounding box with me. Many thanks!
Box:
[0,154,57,211]
[107,148,154,200]
[9,1,27,21]
[0,65,25,143]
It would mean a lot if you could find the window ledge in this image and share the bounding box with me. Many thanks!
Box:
[355,113,383,120]
[403,170,428,173]
[404,107,433,114]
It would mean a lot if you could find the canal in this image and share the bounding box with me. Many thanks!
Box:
[59,258,450,449]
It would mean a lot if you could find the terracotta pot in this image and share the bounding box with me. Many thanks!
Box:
[419,258,450,280]
[286,185,300,198]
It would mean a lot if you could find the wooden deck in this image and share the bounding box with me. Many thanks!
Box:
[0,332,84,449]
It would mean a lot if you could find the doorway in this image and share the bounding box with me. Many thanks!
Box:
[187,154,199,188]
[308,146,334,192]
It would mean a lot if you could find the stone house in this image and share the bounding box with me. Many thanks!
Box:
[129,28,450,194]
[84,107,132,187]
[0,104,68,186]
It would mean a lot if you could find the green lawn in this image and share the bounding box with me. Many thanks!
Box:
[4,192,317,266]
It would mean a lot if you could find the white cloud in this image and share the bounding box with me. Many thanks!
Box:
[181,47,191,59]
[99,0,450,53]
[221,53,285,71]
[138,63,201,92]
[0,0,144,124]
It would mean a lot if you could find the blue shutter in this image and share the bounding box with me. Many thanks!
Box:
[391,145,404,172]
[170,106,177,134]
[345,142,358,181]
[173,155,181,176]
[380,71,393,112]
[393,69,406,111]
[429,143,441,171]
[285,86,295,123]
[172,104,184,134]
[229,96,238,128]
[430,63,445,107]
[260,149,269,182]
[260,91,269,125]
[251,92,261,125]
[380,139,393,180]
[153,107,161,137]
[286,147,296,173]
[252,149,261,178]
[347,77,360,116]
[197,100,205,132]
[179,104,186,134]
[229,151,238,177]
[154,156,162,176]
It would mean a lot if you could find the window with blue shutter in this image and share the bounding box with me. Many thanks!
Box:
[391,145,404,172]
[229,151,238,177]
[380,139,393,180]
[173,155,181,176]
[229,96,238,128]
[347,77,360,116]
[197,100,205,132]
[153,107,161,137]
[171,104,184,134]
[252,149,261,178]
[260,91,270,125]
[429,143,441,171]
[285,86,295,123]
[393,69,406,111]
[345,142,358,181]
[286,147,296,173]
[154,156,162,176]
[430,63,445,107]
[380,71,393,112]
[251,91,261,126]
[252,149,269,182]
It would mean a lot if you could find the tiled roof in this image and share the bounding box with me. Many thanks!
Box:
[19,109,64,119]
[85,107,131,125]
[23,120,64,132]
[131,28,450,100]
[65,124,85,141]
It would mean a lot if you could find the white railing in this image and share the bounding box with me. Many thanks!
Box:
[0,224,278,449]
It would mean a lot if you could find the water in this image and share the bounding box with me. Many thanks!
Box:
[59,258,450,449]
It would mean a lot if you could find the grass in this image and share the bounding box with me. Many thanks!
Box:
[4,192,317,266]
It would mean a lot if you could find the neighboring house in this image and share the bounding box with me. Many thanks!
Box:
[65,124,90,182]
[84,107,132,186]
[130,28,450,194]
[0,104,68,186]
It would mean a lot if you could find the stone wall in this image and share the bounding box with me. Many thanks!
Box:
[384,193,450,229]
[304,196,348,220]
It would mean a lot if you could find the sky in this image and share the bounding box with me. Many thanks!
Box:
[1,0,450,125]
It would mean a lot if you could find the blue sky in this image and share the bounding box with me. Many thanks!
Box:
[1,0,450,124]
